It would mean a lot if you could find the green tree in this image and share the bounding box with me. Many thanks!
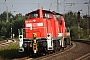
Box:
[12,13,26,37]
[13,20,24,37]
[0,26,7,36]
[0,11,27,38]
[64,11,77,27]
[0,11,14,22]
[5,22,11,38]
[0,21,6,31]
[70,26,78,39]
[64,11,87,39]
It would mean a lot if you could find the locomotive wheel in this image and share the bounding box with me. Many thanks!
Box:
[53,50,55,53]
[58,47,61,51]
[62,47,64,50]
[68,37,71,45]
[47,51,50,55]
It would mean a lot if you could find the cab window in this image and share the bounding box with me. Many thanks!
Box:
[54,14,60,20]
[30,13,38,18]
[30,11,39,18]
[43,12,52,19]
[60,20,62,25]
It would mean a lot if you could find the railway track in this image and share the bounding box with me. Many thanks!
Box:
[32,43,73,60]
[13,43,73,60]
[41,40,90,60]
[13,40,90,60]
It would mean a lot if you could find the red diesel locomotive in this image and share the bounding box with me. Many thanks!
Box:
[18,9,71,55]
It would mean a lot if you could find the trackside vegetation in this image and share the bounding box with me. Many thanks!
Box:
[0,43,27,60]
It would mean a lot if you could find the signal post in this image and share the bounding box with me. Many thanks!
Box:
[77,11,80,39]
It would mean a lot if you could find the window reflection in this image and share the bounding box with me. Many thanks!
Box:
[54,14,60,20]
[43,12,52,18]
[30,13,38,18]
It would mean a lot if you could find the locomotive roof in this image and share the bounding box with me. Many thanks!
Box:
[27,9,63,16]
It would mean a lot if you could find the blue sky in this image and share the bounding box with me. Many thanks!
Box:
[0,0,89,15]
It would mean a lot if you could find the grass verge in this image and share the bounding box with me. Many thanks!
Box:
[0,43,27,60]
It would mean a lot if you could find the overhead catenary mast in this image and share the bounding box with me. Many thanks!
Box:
[38,3,40,9]
[57,0,59,12]
[5,0,8,22]
[6,6,8,22]
[84,0,90,35]
[88,0,90,30]
[89,0,90,16]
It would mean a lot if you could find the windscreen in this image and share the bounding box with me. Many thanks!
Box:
[30,11,39,18]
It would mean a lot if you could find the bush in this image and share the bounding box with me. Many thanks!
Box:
[70,26,78,39]
[0,37,4,41]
